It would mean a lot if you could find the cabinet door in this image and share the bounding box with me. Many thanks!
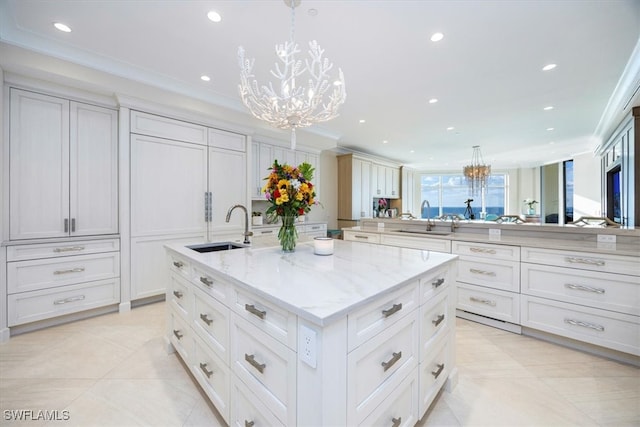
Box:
[256,143,273,198]
[371,164,382,197]
[130,134,208,237]
[389,167,400,198]
[70,102,118,236]
[10,89,70,240]
[353,159,372,219]
[209,147,247,236]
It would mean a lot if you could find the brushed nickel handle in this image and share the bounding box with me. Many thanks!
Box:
[565,283,605,294]
[53,295,85,305]
[392,417,402,427]
[381,351,402,372]
[64,218,69,233]
[469,268,496,277]
[245,304,266,319]
[564,318,604,332]
[244,353,266,374]
[172,290,183,299]
[173,261,184,269]
[354,235,370,239]
[173,329,183,340]
[199,313,213,326]
[382,303,402,318]
[470,296,496,306]
[200,276,213,287]
[71,218,76,232]
[432,277,445,288]
[470,247,496,254]
[260,230,274,234]
[432,314,445,327]
[53,267,85,275]
[199,362,213,378]
[431,363,445,378]
[565,256,605,267]
[53,246,85,253]
[245,421,255,427]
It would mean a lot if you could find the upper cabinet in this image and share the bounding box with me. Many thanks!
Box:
[371,163,400,199]
[338,153,372,221]
[9,89,118,240]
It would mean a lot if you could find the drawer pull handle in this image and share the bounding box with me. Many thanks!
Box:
[354,235,369,239]
[565,256,605,267]
[200,276,213,287]
[432,314,445,327]
[432,278,445,288]
[245,304,266,319]
[53,295,86,305]
[173,329,183,340]
[382,303,403,318]
[564,283,605,294]
[470,296,496,306]
[173,261,184,269]
[199,362,213,378]
[431,363,445,378]
[245,353,266,374]
[469,268,496,277]
[391,417,402,427]
[245,421,255,427]
[53,246,85,253]
[199,313,213,326]
[564,318,604,332]
[53,267,85,275]
[381,351,402,372]
[470,247,496,254]
[260,230,274,234]
[172,290,183,299]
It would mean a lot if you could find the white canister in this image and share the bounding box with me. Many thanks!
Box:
[313,237,334,255]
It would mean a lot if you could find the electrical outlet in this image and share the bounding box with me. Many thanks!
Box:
[377,222,385,228]
[299,324,317,368]
[597,234,616,243]
[489,228,501,236]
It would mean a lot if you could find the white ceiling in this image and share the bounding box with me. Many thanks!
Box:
[1,0,639,170]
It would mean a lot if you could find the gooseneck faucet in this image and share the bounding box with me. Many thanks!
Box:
[225,204,253,244]
[421,199,435,231]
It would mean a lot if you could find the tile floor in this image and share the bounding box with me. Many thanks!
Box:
[1,302,638,426]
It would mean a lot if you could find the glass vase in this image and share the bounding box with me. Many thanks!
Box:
[278,216,298,253]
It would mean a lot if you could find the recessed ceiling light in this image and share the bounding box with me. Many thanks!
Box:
[546,127,555,131]
[543,106,554,111]
[359,119,366,123]
[410,150,415,153]
[430,32,444,42]
[207,11,222,22]
[382,140,388,144]
[53,22,71,32]
[542,63,557,71]
[446,126,455,131]
[308,8,318,16]
[428,98,438,104]
[201,75,211,82]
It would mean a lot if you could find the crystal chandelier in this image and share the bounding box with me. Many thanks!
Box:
[238,0,346,150]
[463,145,491,196]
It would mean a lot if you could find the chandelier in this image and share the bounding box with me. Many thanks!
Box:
[463,145,491,196]
[238,0,346,150]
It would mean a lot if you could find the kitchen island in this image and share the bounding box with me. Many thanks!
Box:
[165,238,458,426]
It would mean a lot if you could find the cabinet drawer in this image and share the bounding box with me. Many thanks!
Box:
[381,234,451,253]
[230,376,285,427]
[168,273,191,320]
[8,278,120,326]
[521,295,640,356]
[192,334,230,424]
[231,287,297,349]
[347,311,419,426]
[348,281,419,351]
[344,231,381,244]
[521,247,639,276]
[419,334,450,417]
[168,252,191,280]
[253,227,278,237]
[193,287,229,362]
[192,264,227,303]
[456,257,519,292]
[420,292,450,356]
[131,110,207,145]
[457,283,520,324]
[420,265,451,303]
[6,239,120,261]
[358,369,419,427]
[521,263,640,316]
[231,314,296,425]
[169,310,193,364]
[7,252,120,294]
[452,241,520,261]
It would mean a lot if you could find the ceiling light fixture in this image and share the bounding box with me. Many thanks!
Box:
[430,32,444,42]
[543,106,554,110]
[428,98,438,104]
[53,22,71,32]
[542,63,557,71]
[207,11,222,22]
[201,75,211,82]
[238,0,346,150]
[463,145,491,196]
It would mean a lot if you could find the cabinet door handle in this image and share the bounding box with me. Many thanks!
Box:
[470,247,496,254]
[260,230,274,234]
[173,329,183,340]
[245,421,255,427]
[172,290,183,299]
[381,351,402,372]
[470,296,496,306]
[53,267,85,275]
[432,278,445,288]
[391,416,402,427]
[199,362,213,378]
[431,363,445,378]
[469,268,496,277]
[432,314,445,327]
[564,283,605,294]
[565,256,605,267]
[564,318,604,332]
[199,313,213,326]
[244,353,266,374]
[53,295,85,305]
[53,246,85,253]
[71,218,76,232]
[173,261,184,269]
[245,304,266,319]
[200,276,213,287]
[354,235,369,239]
[382,303,402,318]
[64,218,69,233]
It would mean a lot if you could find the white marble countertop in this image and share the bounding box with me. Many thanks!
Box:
[166,238,457,326]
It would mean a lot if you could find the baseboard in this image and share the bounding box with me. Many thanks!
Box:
[456,309,522,334]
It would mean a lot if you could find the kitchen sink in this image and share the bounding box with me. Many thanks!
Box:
[395,229,451,236]
[186,242,247,253]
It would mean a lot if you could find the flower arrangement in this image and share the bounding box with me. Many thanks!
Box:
[378,198,387,211]
[523,198,538,210]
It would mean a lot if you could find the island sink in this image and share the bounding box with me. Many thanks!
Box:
[185,242,246,253]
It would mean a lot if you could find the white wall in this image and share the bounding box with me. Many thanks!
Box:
[573,152,602,217]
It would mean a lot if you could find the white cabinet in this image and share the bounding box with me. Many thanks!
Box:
[401,166,417,217]
[9,88,118,240]
[338,154,372,221]
[372,163,400,199]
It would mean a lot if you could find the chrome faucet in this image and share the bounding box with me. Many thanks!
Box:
[451,216,460,232]
[225,204,253,244]
[421,199,434,231]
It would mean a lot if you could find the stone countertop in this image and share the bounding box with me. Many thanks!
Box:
[166,238,457,326]
[344,224,640,257]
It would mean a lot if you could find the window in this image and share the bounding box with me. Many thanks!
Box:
[420,173,506,219]
[564,160,574,223]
